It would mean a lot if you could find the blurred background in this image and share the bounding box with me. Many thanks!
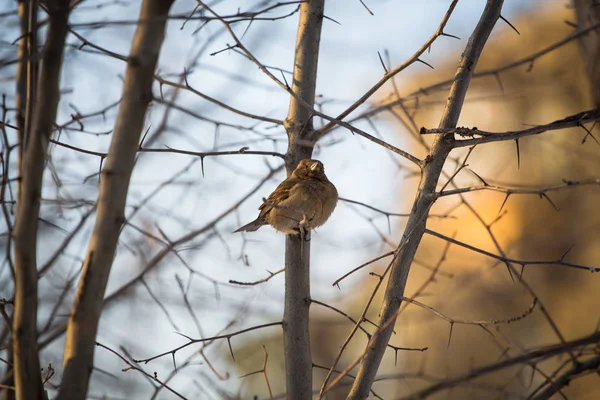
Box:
[1,0,599,399]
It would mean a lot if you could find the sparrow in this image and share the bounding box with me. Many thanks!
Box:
[234,159,338,235]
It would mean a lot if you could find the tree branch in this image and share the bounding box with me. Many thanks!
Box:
[38,167,281,352]
[531,354,600,400]
[419,108,600,147]
[314,0,460,138]
[132,322,282,364]
[372,21,600,116]
[436,177,600,197]
[398,331,600,400]
[425,228,598,272]
[346,2,505,398]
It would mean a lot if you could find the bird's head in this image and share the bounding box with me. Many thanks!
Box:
[293,159,327,180]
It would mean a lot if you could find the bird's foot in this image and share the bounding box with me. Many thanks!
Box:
[299,214,311,242]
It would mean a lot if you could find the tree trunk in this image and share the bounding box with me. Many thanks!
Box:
[57,1,174,399]
[12,1,70,399]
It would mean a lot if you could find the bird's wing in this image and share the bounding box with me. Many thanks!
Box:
[258,178,298,218]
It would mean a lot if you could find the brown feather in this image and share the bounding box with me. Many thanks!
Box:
[234,159,338,235]
[232,217,265,233]
[258,178,298,219]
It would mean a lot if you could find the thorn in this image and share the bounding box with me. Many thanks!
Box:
[469,169,489,186]
[493,72,505,96]
[377,51,389,74]
[505,262,515,283]
[559,244,576,261]
[499,15,520,35]
[540,193,559,211]
[173,331,194,341]
[227,337,235,362]
[515,139,520,169]
[155,224,172,244]
[498,192,511,214]
[240,18,254,40]
[200,155,205,177]
[358,0,374,15]
[323,15,341,25]
[447,322,454,348]
[280,70,290,89]
[140,125,152,148]
[183,69,190,87]
[579,123,599,145]
[564,20,578,28]
[526,60,535,73]
[440,32,460,40]
[416,58,434,70]
[519,264,526,281]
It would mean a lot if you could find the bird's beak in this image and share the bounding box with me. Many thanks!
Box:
[310,162,319,171]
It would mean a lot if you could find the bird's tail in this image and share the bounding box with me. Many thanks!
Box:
[233,218,264,233]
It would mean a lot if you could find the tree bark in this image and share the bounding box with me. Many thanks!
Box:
[6,3,35,399]
[346,1,505,398]
[12,1,70,399]
[282,1,325,398]
[15,0,36,178]
[57,1,174,399]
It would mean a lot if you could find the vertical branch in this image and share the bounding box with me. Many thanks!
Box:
[15,0,36,175]
[57,1,174,399]
[283,234,312,398]
[4,4,34,398]
[284,0,324,168]
[346,1,505,398]
[573,0,600,106]
[12,1,70,399]
[283,1,325,398]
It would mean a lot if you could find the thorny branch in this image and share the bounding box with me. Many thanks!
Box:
[419,108,600,147]
[133,322,282,364]
[436,177,600,198]
[425,228,599,272]
[370,22,600,118]
[397,331,600,400]
[96,342,187,400]
[344,2,507,398]
[315,0,461,138]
